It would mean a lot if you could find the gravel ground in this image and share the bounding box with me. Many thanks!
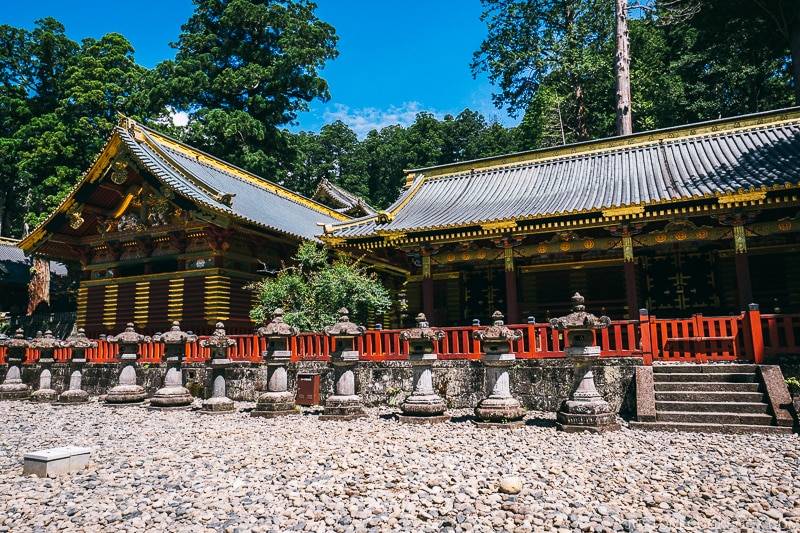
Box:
[0,399,798,533]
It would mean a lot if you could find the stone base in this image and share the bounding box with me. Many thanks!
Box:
[474,396,526,423]
[320,395,367,420]
[104,385,147,404]
[149,386,194,408]
[556,398,620,433]
[253,391,295,413]
[30,389,58,403]
[55,389,90,404]
[397,414,451,425]
[0,383,31,400]
[400,394,447,418]
[251,408,300,418]
[200,396,235,414]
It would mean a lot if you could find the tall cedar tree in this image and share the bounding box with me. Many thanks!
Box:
[150,0,338,180]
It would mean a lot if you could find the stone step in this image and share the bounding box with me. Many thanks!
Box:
[652,364,758,374]
[653,372,757,383]
[653,381,761,392]
[655,401,768,414]
[656,411,774,425]
[628,421,793,435]
[654,391,765,403]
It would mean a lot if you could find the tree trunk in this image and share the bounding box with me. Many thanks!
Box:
[27,256,50,316]
[615,0,633,136]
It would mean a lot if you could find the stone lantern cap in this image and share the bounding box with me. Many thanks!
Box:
[257,309,299,338]
[400,313,445,342]
[2,328,30,350]
[62,327,98,350]
[200,322,237,350]
[323,308,366,337]
[153,321,198,345]
[107,323,151,345]
[549,293,610,331]
[472,311,523,342]
[29,330,63,351]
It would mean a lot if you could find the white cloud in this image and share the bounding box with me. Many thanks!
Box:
[322,102,432,138]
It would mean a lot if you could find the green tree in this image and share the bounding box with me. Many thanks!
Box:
[248,241,392,331]
[151,0,338,179]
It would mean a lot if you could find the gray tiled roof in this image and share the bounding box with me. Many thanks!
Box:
[119,124,345,241]
[329,111,800,238]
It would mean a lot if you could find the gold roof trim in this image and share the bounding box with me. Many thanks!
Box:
[480,220,518,232]
[717,191,768,204]
[602,205,645,218]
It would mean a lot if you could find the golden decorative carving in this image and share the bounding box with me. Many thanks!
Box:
[447,254,455,262]
[675,231,687,241]
[66,203,84,230]
[655,234,667,243]
[537,244,548,253]
[480,220,517,232]
[779,221,792,231]
[602,205,644,218]
[696,229,708,239]
[717,191,767,204]
[476,250,486,259]
[461,251,471,260]
[111,161,129,184]
[583,239,595,249]
[560,242,571,251]
[622,236,634,262]
[734,225,747,253]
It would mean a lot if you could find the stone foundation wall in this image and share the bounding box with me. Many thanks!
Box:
[0,357,642,414]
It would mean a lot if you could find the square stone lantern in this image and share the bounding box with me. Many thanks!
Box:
[550,293,620,433]
[200,322,237,413]
[150,321,198,408]
[398,312,449,424]
[0,329,31,400]
[252,309,300,418]
[30,330,63,403]
[320,308,367,420]
[472,311,526,426]
[105,323,151,405]
[56,327,97,404]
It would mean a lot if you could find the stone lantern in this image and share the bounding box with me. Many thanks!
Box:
[472,311,525,426]
[321,308,367,420]
[151,321,198,408]
[0,328,31,400]
[398,313,449,423]
[549,293,619,433]
[252,309,300,417]
[105,323,151,404]
[57,327,97,404]
[199,322,237,413]
[30,330,62,402]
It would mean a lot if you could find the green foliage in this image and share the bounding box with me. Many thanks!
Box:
[248,241,392,332]
[150,0,338,179]
[786,376,800,395]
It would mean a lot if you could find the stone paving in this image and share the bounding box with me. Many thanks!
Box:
[0,399,798,533]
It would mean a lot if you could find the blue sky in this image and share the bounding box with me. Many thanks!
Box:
[3,1,518,137]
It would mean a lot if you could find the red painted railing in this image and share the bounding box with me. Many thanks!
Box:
[2,306,799,365]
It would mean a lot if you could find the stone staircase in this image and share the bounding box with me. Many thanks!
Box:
[629,364,796,434]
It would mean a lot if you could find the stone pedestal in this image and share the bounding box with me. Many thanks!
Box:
[30,331,62,403]
[150,322,197,409]
[398,313,449,424]
[551,293,619,433]
[474,353,525,426]
[399,353,449,423]
[200,323,237,414]
[556,346,620,433]
[321,348,366,420]
[321,309,367,421]
[105,324,150,405]
[473,312,525,426]
[56,328,96,405]
[0,330,31,400]
[252,310,300,417]
[252,352,297,417]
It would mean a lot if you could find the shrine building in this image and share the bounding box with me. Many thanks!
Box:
[18,116,354,336]
[321,107,800,326]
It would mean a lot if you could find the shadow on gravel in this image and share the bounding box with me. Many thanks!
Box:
[525,417,557,429]
[449,414,475,424]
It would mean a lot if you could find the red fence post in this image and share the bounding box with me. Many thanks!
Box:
[745,303,765,364]
[638,309,653,365]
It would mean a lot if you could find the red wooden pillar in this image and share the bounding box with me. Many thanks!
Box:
[422,253,435,326]
[638,308,653,365]
[744,303,765,364]
[504,247,519,325]
[622,236,638,318]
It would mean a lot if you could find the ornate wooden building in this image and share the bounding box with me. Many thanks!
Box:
[322,108,800,326]
[18,116,351,336]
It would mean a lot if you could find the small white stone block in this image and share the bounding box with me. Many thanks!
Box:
[23,446,91,478]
